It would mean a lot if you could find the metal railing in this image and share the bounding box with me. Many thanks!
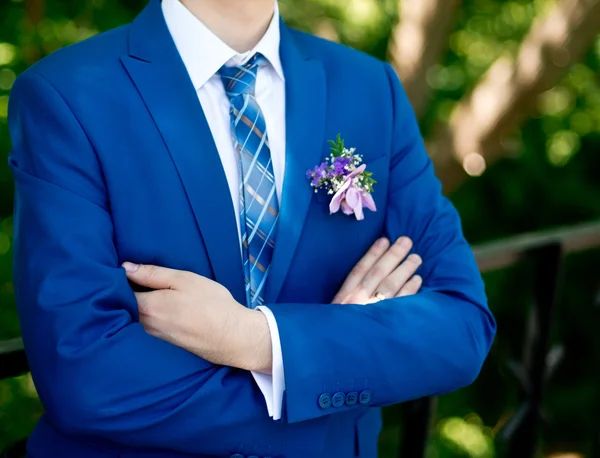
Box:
[2,220,600,458]
[400,220,600,458]
[0,338,29,458]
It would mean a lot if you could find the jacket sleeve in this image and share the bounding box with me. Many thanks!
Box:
[8,70,326,456]
[265,62,497,423]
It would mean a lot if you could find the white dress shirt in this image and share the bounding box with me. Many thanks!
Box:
[162,0,285,420]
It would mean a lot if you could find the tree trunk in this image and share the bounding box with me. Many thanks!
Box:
[388,0,462,119]
[24,0,45,63]
[426,0,600,194]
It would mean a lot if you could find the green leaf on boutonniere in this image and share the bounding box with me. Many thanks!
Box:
[361,171,377,192]
[328,133,345,158]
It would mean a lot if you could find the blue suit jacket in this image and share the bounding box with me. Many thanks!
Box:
[8,1,496,457]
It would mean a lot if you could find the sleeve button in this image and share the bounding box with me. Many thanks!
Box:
[359,390,372,405]
[318,393,332,409]
[345,391,358,406]
[332,391,345,407]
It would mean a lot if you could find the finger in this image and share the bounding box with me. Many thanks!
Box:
[358,237,413,296]
[136,288,174,313]
[374,253,422,298]
[135,291,154,316]
[364,292,387,305]
[396,275,423,297]
[332,237,390,303]
[123,263,187,290]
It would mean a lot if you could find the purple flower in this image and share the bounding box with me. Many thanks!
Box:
[332,156,352,176]
[307,137,377,221]
[329,164,377,221]
[308,162,330,187]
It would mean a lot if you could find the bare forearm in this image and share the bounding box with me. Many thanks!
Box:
[126,234,425,376]
[180,307,272,373]
[229,308,273,374]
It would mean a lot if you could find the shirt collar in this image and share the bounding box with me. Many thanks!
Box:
[162,0,284,90]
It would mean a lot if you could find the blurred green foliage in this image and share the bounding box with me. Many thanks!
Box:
[1,0,599,457]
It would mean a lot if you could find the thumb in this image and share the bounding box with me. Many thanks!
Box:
[122,263,183,290]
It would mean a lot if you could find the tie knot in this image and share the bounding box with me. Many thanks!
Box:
[218,53,266,99]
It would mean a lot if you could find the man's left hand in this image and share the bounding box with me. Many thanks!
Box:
[122,262,272,373]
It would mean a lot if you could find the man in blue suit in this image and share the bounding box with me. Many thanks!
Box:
[8,0,496,456]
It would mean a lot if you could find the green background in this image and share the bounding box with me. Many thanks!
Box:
[1,0,600,457]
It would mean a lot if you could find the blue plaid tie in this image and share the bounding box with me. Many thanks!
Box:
[219,54,279,308]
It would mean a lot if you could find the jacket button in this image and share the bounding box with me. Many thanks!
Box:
[318,393,332,409]
[345,391,358,406]
[332,392,345,407]
[359,390,372,405]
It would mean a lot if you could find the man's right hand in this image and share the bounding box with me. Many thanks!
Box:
[332,237,422,304]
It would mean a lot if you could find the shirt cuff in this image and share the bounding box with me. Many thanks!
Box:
[251,306,285,421]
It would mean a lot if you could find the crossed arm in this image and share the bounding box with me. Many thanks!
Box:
[122,235,424,376]
[8,65,496,455]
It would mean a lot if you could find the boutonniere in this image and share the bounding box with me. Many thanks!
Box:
[306,135,377,221]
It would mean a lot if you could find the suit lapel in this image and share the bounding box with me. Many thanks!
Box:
[264,25,327,303]
[121,0,246,303]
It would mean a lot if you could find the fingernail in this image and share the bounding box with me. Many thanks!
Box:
[122,262,140,273]
[398,237,412,248]
[378,238,389,248]
[409,254,422,264]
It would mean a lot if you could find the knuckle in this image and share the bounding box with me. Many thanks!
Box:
[338,293,353,305]
[352,263,369,277]
[138,293,161,317]
[146,265,158,280]
[368,266,385,280]
[378,279,397,294]
[356,280,370,294]
[363,251,378,264]
[389,243,409,259]
[138,300,151,316]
